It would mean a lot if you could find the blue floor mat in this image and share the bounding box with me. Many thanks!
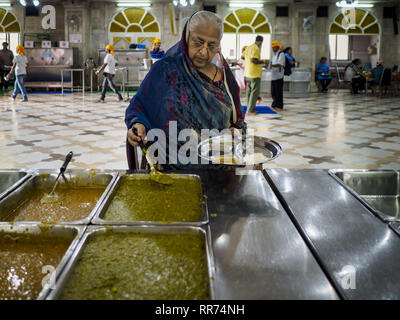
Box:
[242,105,277,114]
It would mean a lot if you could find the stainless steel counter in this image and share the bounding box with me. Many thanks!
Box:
[266,169,400,299]
[177,169,338,299]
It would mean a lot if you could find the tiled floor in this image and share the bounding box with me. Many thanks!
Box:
[0,91,399,170]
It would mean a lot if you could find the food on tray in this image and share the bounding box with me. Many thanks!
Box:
[0,232,71,300]
[60,232,210,300]
[103,175,203,222]
[3,187,105,223]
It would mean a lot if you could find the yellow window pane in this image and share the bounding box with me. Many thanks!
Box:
[114,12,129,27]
[252,13,266,28]
[141,12,155,27]
[2,13,16,26]
[330,24,346,34]
[235,9,256,25]
[223,23,236,33]
[0,9,6,23]
[5,22,20,32]
[347,26,362,34]
[110,22,126,33]
[238,25,253,33]
[127,24,142,32]
[361,14,376,28]
[254,23,270,34]
[334,14,345,25]
[355,9,365,25]
[225,13,239,27]
[364,24,379,34]
[143,22,159,32]
[124,8,145,24]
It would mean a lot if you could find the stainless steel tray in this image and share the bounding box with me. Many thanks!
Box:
[198,135,282,167]
[329,169,400,222]
[0,169,32,201]
[0,169,118,225]
[389,222,400,237]
[0,224,86,300]
[92,173,209,226]
[46,225,216,300]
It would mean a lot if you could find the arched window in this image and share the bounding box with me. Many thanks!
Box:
[221,9,271,60]
[329,9,379,61]
[109,8,160,49]
[0,8,21,55]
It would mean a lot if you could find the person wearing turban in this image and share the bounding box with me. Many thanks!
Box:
[7,45,28,102]
[150,38,166,60]
[270,41,285,110]
[95,44,123,103]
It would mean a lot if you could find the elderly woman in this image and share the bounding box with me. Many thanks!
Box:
[125,11,245,170]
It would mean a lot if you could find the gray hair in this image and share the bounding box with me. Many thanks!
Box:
[187,11,223,40]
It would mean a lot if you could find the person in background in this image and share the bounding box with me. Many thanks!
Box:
[232,46,247,90]
[316,57,332,93]
[369,61,384,95]
[244,35,269,116]
[284,47,295,69]
[270,41,285,111]
[344,58,366,94]
[150,38,166,60]
[0,42,14,94]
[95,44,123,103]
[6,45,28,102]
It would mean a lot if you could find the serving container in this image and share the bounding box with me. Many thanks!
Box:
[329,169,400,222]
[0,169,31,201]
[0,224,86,300]
[92,173,209,226]
[0,169,118,225]
[46,225,216,300]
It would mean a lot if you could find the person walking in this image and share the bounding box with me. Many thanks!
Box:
[0,42,14,94]
[244,35,268,116]
[96,44,123,103]
[270,41,285,111]
[6,45,28,102]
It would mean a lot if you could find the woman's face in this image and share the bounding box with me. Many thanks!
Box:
[188,23,221,69]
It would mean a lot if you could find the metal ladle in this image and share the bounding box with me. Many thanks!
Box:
[133,127,174,185]
[40,151,74,204]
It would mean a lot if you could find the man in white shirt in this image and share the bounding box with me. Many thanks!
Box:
[270,41,285,110]
[95,44,123,102]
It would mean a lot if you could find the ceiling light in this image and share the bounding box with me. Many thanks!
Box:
[180,0,188,7]
[19,0,26,6]
[189,0,195,5]
[0,2,10,7]
[336,1,373,8]
[33,0,40,7]
[229,3,264,8]
[117,2,151,7]
[173,0,178,6]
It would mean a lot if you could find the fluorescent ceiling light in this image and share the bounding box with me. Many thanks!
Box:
[117,2,151,7]
[336,1,373,8]
[0,3,10,7]
[229,3,263,8]
[19,0,26,6]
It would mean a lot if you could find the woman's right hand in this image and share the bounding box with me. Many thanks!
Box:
[127,123,147,147]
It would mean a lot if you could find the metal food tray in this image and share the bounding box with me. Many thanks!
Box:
[0,169,32,201]
[0,169,118,225]
[46,225,216,300]
[198,135,282,167]
[92,173,209,226]
[0,224,86,300]
[329,169,400,222]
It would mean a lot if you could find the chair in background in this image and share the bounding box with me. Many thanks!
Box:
[333,66,351,94]
[376,68,392,97]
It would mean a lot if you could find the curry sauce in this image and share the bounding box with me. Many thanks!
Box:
[60,232,210,300]
[0,232,71,300]
[103,176,203,222]
[3,187,105,223]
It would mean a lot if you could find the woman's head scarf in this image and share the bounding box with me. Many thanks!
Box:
[16,45,25,55]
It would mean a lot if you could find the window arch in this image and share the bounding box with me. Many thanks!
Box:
[0,8,20,32]
[222,9,271,60]
[330,9,379,34]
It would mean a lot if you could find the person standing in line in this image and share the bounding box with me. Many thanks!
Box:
[270,41,285,111]
[244,35,269,116]
[0,42,14,94]
[6,45,28,102]
[96,44,123,103]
